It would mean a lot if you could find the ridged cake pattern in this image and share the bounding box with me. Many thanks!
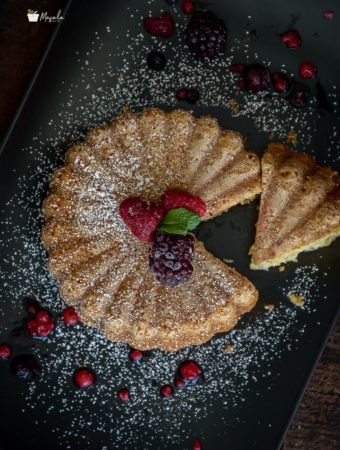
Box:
[42,108,261,351]
[250,143,340,270]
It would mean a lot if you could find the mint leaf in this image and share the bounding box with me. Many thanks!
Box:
[158,208,201,235]
[187,213,201,230]
[157,222,188,235]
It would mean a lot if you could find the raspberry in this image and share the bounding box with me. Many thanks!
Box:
[27,319,38,336]
[230,63,245,74]
[143,12,175,38]
[63,306,80,325]
[119,197,165,242]
[160,385,174,398]
[35,310,51,323]
[193,439,202,450]
[323,10,334,20]
[118,388,129,401]
[185,11,227,59]
[182,0,195,15]
[0,343,12,360]
[271,72,290,93]
[280,29,302,49]
[36,322,53,337]
[242,64,271,92]
[73,368,95,388]
[299,62,317,79]
[162,189,206,217]
[288,82,310,108]
[149,231,194,287]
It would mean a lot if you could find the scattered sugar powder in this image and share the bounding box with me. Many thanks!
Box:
[0,2,338,448]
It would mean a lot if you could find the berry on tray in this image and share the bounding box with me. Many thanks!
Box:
[119,197,165,242]
[176,88,188,101]
[176,88,200,103]
[185,11,227,58]
[144,12,175,38]
[193,438,202,450]
[186,88,200,104]
[323,10,334,20]
[230,63,245,74]
[299,62,317,79]
[271,72,290,93]
[280,29,302,49]
[10,354,41,380]
[63,306,80,326]
[160,385,174,398]
[288,83,310,107]
[118,388,129,401]
[0,343,12,360]
[182,0,195,15]
[242,64,271,92]
[73,368,95,388]
[129,349,143,363]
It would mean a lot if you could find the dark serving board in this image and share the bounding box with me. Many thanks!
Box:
[0,1,339,449]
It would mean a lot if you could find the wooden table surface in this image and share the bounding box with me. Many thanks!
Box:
[0,1,339,449]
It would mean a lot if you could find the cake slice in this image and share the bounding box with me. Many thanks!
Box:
[250,143,340,270]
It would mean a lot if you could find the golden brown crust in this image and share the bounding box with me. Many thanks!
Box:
[251,143,340,270]
[42,108,260,351]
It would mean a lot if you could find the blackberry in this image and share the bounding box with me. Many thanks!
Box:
[185,11,227,59]
[149,231,194,287]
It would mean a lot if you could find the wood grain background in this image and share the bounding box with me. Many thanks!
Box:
[0,1,339,449]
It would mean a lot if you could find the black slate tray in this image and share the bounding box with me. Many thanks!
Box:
[0,1,339,449]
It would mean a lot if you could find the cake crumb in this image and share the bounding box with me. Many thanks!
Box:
[264,304,275,311]
[225,344,234,354]
[223,258,234,264]
[228,99,239,115]
[287,130,298,145]
[287,292,305,308]
[279,265,285,272]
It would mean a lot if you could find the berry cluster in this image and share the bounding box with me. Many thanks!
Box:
[27,309,55,338]
[230,62,312,107]
[142,4,322,110]
[119,189,206,287]
[0,343,12,360]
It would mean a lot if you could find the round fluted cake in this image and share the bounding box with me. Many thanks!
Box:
[42,108,261,351]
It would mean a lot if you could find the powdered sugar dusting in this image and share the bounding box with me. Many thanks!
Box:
[0,1,339,448]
